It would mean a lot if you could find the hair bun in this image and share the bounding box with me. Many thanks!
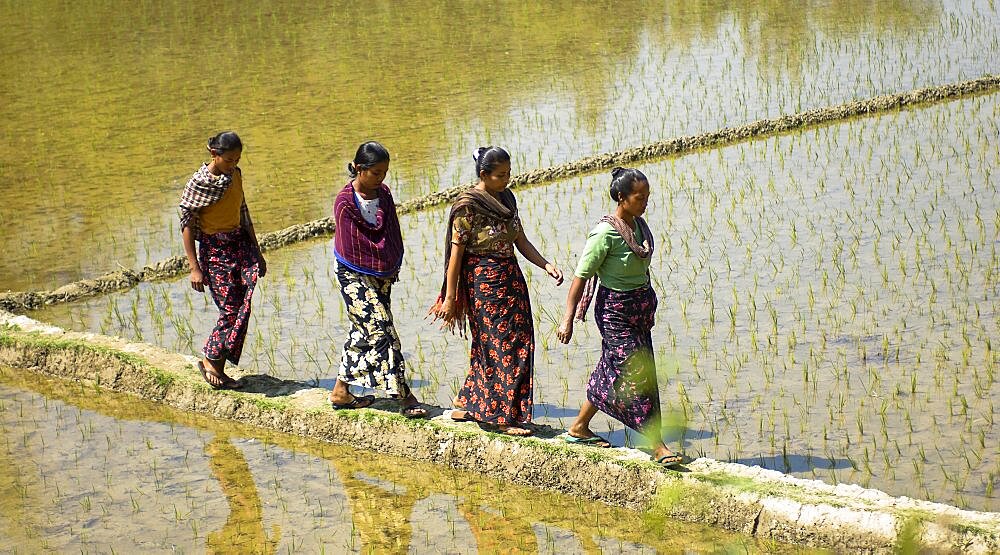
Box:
[607,166,648,202]
[472,146,488,163]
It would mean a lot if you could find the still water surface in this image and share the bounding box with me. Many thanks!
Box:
[2,0,998,290]
[0,368,808,553]
[35,90,1000,512]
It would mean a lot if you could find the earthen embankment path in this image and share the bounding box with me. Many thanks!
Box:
[1,310,996,553]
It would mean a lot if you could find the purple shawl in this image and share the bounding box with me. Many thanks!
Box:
[332,182,404,277]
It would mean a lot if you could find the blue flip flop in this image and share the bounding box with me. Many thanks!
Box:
[561,433,612,448]
[656,453,684,468]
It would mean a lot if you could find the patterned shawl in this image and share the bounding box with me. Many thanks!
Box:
[430,187,518,334]
[332,182,404,278]
[574,214,654,321]
[178,163,252,240]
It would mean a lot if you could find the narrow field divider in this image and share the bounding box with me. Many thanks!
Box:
[1,310,998,553]
[2,72,998,312]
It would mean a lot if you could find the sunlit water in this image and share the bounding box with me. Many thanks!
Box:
[35,90,1000,512]
[0,369,806,553]
[2,0,999,290]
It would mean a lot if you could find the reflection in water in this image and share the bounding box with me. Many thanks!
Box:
[2,0,989,290]
[0,368,802,553]
[205,434,281,554]
[339,464,416,551]
[0,426,45,552]
[32,90,1000,512]
[662,0,934,82]
[458,498,539,554]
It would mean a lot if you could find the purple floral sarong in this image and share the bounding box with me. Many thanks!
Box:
[199,229,260,364]
[586,284,660,432]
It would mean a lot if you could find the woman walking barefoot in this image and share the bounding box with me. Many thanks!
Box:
[179,131,266,389]
[330,141,426,418]
[556,167,682,467]
[430,146,563,436]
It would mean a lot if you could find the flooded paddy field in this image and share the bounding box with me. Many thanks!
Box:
[0,368,805,553]
[34,90,1000,512]
[2,0,1000,290]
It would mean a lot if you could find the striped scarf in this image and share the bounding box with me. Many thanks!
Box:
[574,214,654,321]
[332,182,404,278]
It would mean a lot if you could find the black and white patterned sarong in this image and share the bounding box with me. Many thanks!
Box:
[336,264,405,395]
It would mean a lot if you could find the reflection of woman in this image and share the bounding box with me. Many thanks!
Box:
[456,501,539,552]
[204,434,280,554]
[336,468,416,551]
[430,146,563,436]
[557,168,682,467]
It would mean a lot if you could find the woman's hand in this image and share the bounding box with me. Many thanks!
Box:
[545,263,564,286]
[556,316,574,344]
[438,298,455,324]
[429,297,456,328]
[190,267,206,292]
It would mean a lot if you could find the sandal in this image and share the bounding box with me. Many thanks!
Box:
[655,452,684,468]
[497,425,533,437]
[198,361,239,390]
[448,409,474,423]
[401,405,428,419]
[561,433,612,448]
[396,384,429,419]
[330,394,375,410]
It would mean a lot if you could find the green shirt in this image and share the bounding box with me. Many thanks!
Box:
[574,221,651,291]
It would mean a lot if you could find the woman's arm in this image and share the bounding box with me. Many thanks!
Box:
[432,242,466,326]
[514,232,563,285]
[182,226,205,292]
[556,226,612,343]
[240,193,267,277]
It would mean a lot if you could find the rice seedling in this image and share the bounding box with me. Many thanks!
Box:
[5,0,999,531]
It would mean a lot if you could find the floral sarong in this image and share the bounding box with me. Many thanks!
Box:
[456,254,533,425]
[200,229,260,364]
[587,284,660,431]
[336,264,405,395]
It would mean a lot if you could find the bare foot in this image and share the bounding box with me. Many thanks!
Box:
[653,445,683,466]
[498,425,533,437]
[328,380,355,406]
[567,424,600,440]
[450,410,472,422]
[400,393,428,418]
[198,360,238,389]
[328,392,354,405]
